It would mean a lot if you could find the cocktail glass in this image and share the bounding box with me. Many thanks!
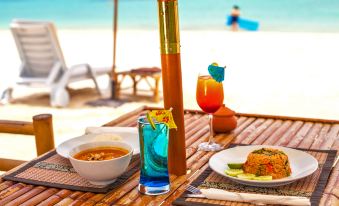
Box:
[137,116,170,195]
[196,74,224,151]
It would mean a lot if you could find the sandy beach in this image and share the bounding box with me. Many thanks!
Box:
[1,29,339,161]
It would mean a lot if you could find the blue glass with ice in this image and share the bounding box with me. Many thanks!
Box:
[138,116,170,195]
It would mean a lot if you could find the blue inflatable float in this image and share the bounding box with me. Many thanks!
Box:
[226,16,259,31]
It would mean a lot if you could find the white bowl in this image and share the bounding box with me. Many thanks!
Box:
[69,141,133,185]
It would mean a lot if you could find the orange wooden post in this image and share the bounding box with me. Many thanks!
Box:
[32,114,55,156]
[157,0,186,175]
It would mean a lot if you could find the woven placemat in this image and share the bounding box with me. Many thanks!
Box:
[173,146,336,206]
[2,150,140,193]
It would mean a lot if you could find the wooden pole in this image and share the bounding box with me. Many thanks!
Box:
[157,0,186,175]
[0,120,34,135]
[111,0,119,99]
[32,114,55,156]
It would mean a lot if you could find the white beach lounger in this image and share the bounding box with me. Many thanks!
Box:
[0,20,111,107]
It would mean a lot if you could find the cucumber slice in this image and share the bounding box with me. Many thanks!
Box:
[237,173,255,180]
[253,176,273,181]
[227,163,244,169]
[225,169,244,177]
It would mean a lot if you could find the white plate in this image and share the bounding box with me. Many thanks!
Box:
[57,127,139,158]
[209,145,318,187]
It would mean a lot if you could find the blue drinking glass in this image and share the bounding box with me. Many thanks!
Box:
[138,116,170,195]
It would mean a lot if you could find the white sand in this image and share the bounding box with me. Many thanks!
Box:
[0,29,339,161]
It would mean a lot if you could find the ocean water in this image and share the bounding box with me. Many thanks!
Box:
[1,0,339,32]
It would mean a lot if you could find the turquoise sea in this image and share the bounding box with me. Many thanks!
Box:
[1,0,339,32]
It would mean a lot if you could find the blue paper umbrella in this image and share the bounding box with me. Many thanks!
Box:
[208,64,225,82]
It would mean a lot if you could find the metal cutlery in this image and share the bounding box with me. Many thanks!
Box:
[183,185,205,198]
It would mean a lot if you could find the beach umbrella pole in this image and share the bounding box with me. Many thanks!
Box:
[111,0,118,99]
[157,0,186,176]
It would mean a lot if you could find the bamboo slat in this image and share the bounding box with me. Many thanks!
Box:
[325,169,338,194]
[5,186,46,206]
[94,173,140,205]
[185,124,209,147]
[0,185,33,205]
[231,118,254,137]
[235,118,266,143]
[234,116,248,127]
[235,112,339,124]
[311,124,331,149]
[20,188,59,206]
[241,119,274,144]
[261,120,293,145]
[298,123,323,148]
[37,189,73,206]
[1,108,338,206]
[55,191,84,206]
[68,192,95,206]
[183,114,194,126]
[232,117,256,143]
[184,114,204,135]
[252,120,284,145]
[321,125,339,149]
[81,194,106,206]
[0,183,26,200]
[0,181,13,191]
[273,121,304,146]
[286,122,314,147]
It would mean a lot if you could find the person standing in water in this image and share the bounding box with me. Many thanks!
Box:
[230,5,240,31]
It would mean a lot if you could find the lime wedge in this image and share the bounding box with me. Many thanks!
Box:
[253,176,273,181]
[146,113,156,130]
[225,169,243,177]
[237,173,255,180]
[227,163,244,169]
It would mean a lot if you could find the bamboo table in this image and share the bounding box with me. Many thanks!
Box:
[0,106,338,205]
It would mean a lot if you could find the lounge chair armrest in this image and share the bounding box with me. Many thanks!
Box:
[68,63,99,77]
[58,64,96,85]
[68,64,102,95]
[46,62,63,85]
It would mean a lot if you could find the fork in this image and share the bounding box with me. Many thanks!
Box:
[186,185,202,194]
[184,185,205,198]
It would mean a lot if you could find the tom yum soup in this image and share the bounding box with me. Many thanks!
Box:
[73,147,129,161]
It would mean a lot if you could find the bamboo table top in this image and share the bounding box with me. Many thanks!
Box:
[1,106,338,206]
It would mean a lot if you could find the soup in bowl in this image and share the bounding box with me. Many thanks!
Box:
[69,141,133,185]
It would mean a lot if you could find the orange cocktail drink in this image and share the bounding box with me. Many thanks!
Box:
[196,74,224,151]
[196,75,224,114]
